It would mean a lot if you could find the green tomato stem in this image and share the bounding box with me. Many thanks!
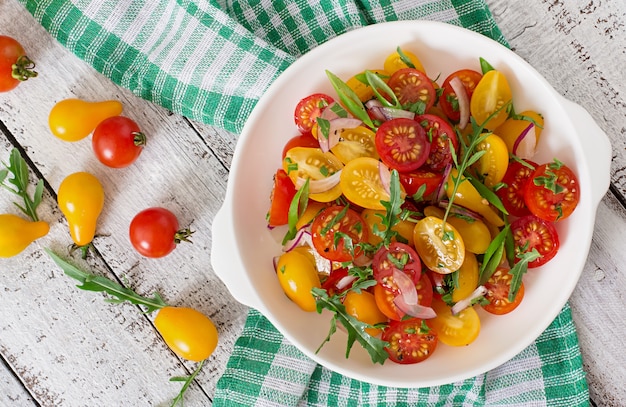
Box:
[12,56,38,81]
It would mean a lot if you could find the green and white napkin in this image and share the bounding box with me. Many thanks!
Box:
[18,0,589,405]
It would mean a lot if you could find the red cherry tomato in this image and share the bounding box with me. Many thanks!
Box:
[415,114,458,172]
[438,69,482,122]
[482,267,525,315]
[310,205,368,262]
[510,215,559,268]
[495,159,537,217]
[267,169,297,226]
[375,118,430,172]
[398,169,443,198]
[387,68,437,111]
[373,242,422,288]
[382,318,438,364]
[129,207,193,258]
[294,93,334,134]
[0,35,37,92]
[524,160,580,222]
[92,116,146,168]
[281,132,319,158]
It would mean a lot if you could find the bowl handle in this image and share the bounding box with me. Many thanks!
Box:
[210,205,261,309]
[558,95,612,207]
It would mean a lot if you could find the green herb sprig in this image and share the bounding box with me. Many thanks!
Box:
[1,148,44,221]
[169,360,204,407]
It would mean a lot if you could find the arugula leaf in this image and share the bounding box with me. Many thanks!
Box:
[479,225,510,285]
[169,360,204,407]
[312,287,389,364]
[379,170,404,246]
[479,57,495,74]
[508,249,541,301]
[396,47,416,69]
[1,148,44,221]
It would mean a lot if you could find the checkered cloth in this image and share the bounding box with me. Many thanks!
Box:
[19,0,589,405]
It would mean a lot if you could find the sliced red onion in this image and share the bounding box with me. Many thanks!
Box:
[512,123,537,159]
[320,102,342,121]
[438,200,481,221]
[451,285,488,315]
[366,99,388,122]
[282,227,313,252]
[353,252,373,267]
[390,268,437,319]
[319,117,362,152]
[294,170,342,193]
[378,161,392,196]
[434,163,452,204]
[449,76,470,129]
[394,298,437,319]
[336,275,358,291]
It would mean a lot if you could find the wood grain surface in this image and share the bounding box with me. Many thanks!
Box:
[1,0,624,406]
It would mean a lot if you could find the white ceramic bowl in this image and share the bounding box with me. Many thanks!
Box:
[211,20,611,388]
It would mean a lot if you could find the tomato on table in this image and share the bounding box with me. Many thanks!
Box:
[375,118,430,172]
[154,306,218,362]
[387,68,437,111]
[340,157,391,210]
[92,116,146,168]
[427,296,480,347]
[310,205,369,262]
[438,69,482,122]
[470,69,512,130]
[496,159,537,217]
[129,207,193,258]
[482,267,525,315]
[382,318,438,364]
[524,160,580,222]
[0,35,37,92]
[282,132,319,158]
[510,214,560,268]
[294,93,334,134]
[415,113,458,172]
[413,216,465,275]
[267,169,297,226]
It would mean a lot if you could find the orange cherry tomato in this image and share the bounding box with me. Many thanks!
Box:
[482,267,525,315]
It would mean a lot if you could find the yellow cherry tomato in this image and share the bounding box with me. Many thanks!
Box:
[57,172,104,246]
[470,70,512,130]
[330,126,379,164]
[0,214,49,257]
[451,251,479,303]
[361,208,415,246]
[495,110,544,154]
[154,306,219,362]
[423,206,491,254]
[445,169,504,227]
[340,157,392,210]
[472,133,509,188]
[428,296,480,347]
[346,69,389,102]
[49,98,123,142]
[343,290,388,337]
[413,216,465,274]
[295,200,327,230]
[283,147,343,203]
[384,49,425,74]
[276,250,321,312]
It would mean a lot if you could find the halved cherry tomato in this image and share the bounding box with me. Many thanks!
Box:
[283,147,344,202]
[496,110,544,154]
[340,157,390,210]
[375,118,430,172]
[510,214,560,268]
[451,251,479,302]
[413,216,465,274]
[310,205,368,262]
[382,318,437,364]
[374,273,433,321]
[346,69,389,102]
[276,250,321,312]
[470,70,512,130]
[398,169,443,199]
[294,93,334,134]
[415,114,458,172]
[387,68,436,111]
[495,159,537,217]
[472,133,509,188]
[423,206,491,254]
[439,69,482,122]
[267,169,297,226]
[331,126,379,164]
[482,267,525,315]
[428,296,480,347]
[524,160,580,222]
[343,290,388,337]
[373,242,422,288]
[384,49,425,74]
[282,132,319,158]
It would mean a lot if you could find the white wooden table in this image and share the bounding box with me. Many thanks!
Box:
[1,1,624,406]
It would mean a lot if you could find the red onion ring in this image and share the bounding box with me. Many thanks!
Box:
[378,161,392,196]
[512,123,537,159]
[451,285,488,315]
[391,268,437,319]
[449,76,470,129]
[294,170,342,193]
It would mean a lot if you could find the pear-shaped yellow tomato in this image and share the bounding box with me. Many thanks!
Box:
[49,98,123,142]
[154,306,219,362]
[57,172,104,246]
[470,70,512,130]
[343,290,388,337]
[276,250,321,312]
[451,251,479,303]
[495,110,544,154]
[0,214,49,257]
[472,134,509,188]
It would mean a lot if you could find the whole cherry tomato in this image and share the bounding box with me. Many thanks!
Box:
[0,35,37,92]
[154,306,219,361]
[49,98,123,142]
[275,250,321,312]
[92,116,146,168]
[0,214,49,257]
[57,172,105,247]
[129,207,193,258]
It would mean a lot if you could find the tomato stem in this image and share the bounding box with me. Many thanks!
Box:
[132,132,147,147]
[174,228,194,244]
[12,56,38,81]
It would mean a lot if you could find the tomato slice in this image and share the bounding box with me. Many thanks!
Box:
[294,93,334,134]
[413,216,465,275]
[375,118,430,172]
[524,160,580,222]
[387,68,436,111]
[470,70,512,130]
[472,133,509,188]
[427,296,480,347]
[282,132,319,158]
[439,69,482,122]
[310,205,368,262]
[496,159,537,217]
[398,169,443,199]
[283,147,344,202]
[267,169,297,226]
[340,157,390,210]
[373,242,422,289]
[510,214,560,268]
[382,318,438,364]
[374,273,433,321]
[482,267,525,315]
[330,126,379,164]
[415,114,458,172]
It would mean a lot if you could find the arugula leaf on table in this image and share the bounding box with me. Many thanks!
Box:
[1,148,44,221]
[169,360,204,407]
